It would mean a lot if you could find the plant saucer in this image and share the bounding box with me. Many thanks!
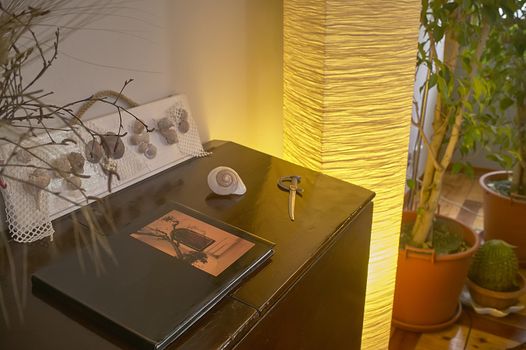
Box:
[460,287,524,317]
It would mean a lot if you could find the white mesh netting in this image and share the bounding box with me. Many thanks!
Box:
[0,97,208,243]
[1,163,54,243]
[167,102,211,158]
[0,125,152,243]
[0,129,72,243]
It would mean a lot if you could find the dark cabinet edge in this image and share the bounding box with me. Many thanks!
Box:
[248,201,374,315]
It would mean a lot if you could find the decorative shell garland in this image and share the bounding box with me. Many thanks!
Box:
[177,119,190,134]
[23,169,51,209]
[67,152,85,174]
[207,166,246,196]
[157,117,174,130]
[160,128,178,144]
[132,120,146,134]
[129,132,149,145]
[52,156,72,178]
[144,144,157,159]
[175,109,189,134]
[137,142,149,153]
[101,132,125,159]
[24,169,51,193]
[63,175,82,191]
[157,117,178,145]
[179,108,188,121]
[129,120,156,159]
[15,149,32,163]
[85,140,104,163]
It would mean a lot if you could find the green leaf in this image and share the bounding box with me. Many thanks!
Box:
[417,42,426,60]
[451,162,463,174]
[501,154,515,169]
[432,225,463,255]
[434,25,445,42]
[406,179,416,190]
[487,153,505,167]
[443,2,458,13]
[473,77,485,100]
[500,97,514,110]
[463,130,475,152]
[462,55,472,74]
[437,74,449,99]
[428,74,438,89]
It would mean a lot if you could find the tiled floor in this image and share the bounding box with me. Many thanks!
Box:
[390,171,526,350]
[438,171,485,232]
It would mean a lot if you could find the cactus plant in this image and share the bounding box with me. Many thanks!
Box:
[468,240,520,292]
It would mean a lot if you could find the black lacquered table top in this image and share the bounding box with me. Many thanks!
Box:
[0,140,374,349]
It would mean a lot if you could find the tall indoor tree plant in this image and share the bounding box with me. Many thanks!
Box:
[475,4,526,263]
[410,0,490,243]
[392,0,517,331]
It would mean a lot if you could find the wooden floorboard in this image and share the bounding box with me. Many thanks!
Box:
[390,328,422,350]
[461,308,526,343]
[391,170,526,350]
[416,324,519,350]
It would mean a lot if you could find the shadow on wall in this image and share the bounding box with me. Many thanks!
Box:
[26,0,175,119]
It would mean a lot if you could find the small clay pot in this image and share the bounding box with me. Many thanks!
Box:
[467,273,526,310]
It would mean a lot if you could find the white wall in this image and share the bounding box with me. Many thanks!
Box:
[168,1,283,156]
[30,0,283,156]
[31,1,173,119]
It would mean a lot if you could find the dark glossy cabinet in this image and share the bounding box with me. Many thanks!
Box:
[1,141,373,350]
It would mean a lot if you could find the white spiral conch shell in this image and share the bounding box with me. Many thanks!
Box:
[207,166,246,196]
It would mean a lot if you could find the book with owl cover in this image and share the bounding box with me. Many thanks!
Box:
[32,203,274,350]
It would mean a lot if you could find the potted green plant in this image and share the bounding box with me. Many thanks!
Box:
[467,240,526,310]
[473,9,526,264]
[392,0,518,331]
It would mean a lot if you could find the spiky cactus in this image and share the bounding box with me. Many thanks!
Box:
[468,240,520,292]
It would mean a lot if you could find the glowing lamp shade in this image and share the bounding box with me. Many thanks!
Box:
[283,1,420,349]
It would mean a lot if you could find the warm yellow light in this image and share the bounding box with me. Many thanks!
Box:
[284,1,420,349]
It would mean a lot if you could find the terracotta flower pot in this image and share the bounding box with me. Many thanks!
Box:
[467,273,526,310]
[480,171,526,265]
[392,212,480,332]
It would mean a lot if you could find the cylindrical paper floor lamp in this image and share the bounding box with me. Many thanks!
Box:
[283,1,421,348]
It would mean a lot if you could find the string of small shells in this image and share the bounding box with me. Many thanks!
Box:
[21,149,87,208]
[130,120,157,159]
